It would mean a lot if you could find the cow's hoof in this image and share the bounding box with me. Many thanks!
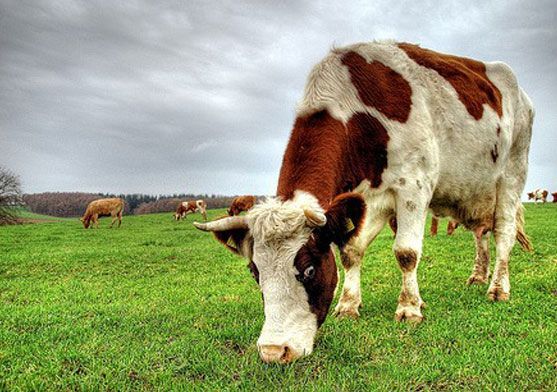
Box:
[487,287,510,301]
[467,274,488,285]
[333,305,360,319]
[394,305,423,323]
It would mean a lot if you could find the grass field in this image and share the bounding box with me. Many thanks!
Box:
[1,205,556,390]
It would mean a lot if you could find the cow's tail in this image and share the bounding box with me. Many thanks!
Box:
[515,204,533,252]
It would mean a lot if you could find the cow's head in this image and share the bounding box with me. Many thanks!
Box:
[227,205,239,216]
[194,191,365,363]
[80,216,90,229]
[527,192,535,200]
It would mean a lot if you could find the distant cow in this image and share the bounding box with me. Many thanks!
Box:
[228,195,257,216]
[430,216,459,236]
[194,41,533,363]
[552,192,557,203]
[81,198,124,229]
[527,189,548,203]
[174,200,207,221]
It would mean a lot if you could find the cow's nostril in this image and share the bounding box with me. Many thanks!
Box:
[280,345,293,363]
[259,344,295,363]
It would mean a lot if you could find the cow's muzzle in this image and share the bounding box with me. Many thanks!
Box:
[258,344,299,364]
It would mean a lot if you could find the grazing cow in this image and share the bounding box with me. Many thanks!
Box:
[430,216,459,236]
[174,200,207,221]
[194,41,533,363]
[80,198,124,229]
[552,192,557,203]
[527,189,548,203]
[228,195,257,216]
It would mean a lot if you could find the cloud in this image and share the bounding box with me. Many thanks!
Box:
[1,0,556,195]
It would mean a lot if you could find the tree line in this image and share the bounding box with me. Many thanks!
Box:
[22,192,248,217]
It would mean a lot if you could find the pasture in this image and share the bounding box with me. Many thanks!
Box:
[1,205,556,390]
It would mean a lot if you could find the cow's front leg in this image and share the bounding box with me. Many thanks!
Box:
[467,226,490,285]
[334,209,387,319]
[393,195,428,323]
[333,245,364,319]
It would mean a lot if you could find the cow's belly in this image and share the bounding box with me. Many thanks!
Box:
[428,144,504,228]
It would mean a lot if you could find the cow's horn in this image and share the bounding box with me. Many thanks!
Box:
[303,209,327,227]
[193,216,248,232]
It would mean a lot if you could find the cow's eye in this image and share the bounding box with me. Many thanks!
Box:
[304,265,315,280]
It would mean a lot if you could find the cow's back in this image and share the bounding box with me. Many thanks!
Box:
[295,40,533,225]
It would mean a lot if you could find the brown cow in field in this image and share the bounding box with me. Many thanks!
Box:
[80,198,124,229]
[174,200,207,221]
[552,192,557,203]
[228,195,257,216]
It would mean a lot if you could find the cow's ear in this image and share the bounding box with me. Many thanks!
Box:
[213,228,253,258]
[319,193,366,248]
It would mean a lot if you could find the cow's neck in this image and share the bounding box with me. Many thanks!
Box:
[277,110,347,208]
[276,109,390,208]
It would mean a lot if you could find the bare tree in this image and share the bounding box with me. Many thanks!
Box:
[0,166,23,225]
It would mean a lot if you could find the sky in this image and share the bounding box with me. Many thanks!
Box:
[1,0,556,196]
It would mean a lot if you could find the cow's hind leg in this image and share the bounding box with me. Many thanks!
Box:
[488,103,532,301]
[467,227,490,285]
[488,195,518,301]
[393,192,430,323]
[118,210,122,227]
[109,213,117,228]
[333,209,388,319]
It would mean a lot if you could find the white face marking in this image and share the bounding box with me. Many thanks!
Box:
[247,191,323,359]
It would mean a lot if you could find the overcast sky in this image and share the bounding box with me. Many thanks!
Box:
[1,0,556,196]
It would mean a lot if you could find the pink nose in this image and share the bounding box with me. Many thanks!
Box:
[259,344,295,364]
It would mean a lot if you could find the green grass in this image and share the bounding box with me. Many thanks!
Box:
[0,205,556,391]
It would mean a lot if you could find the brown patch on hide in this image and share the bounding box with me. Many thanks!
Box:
[342,51,412,123]
[398,43,502,120]
[277,110,389,206]
[395,249,417,272]
[346,112,389,189]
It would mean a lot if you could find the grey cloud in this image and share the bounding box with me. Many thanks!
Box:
[1,0,556,195]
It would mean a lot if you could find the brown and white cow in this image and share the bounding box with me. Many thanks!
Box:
[228,195,257,216]
[527,189,548,203]
[80,198,124,229]
[194,41,534,363]
[552,192,557,203]
[174,200,207,221]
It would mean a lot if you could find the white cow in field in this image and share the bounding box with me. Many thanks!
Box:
[195,41,533,363]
